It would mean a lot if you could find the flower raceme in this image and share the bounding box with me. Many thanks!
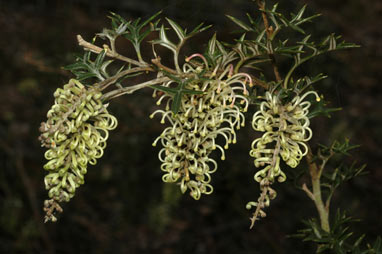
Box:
[246,90,320,227]
[39,79,117,222]
[150,63,250,200]
[250,90,320,177]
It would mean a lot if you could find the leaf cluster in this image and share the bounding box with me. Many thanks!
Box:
[152,18,211,54]
[64,51,112,82]
[100,11,162,61]
[151,72,204,114]
[226,4,358,89]
[295,210,382,254]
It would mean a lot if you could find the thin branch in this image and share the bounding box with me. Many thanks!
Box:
[256,0,282,83]
[306,145,330,232]
[95,66,154,91]
[77,35,146,67]
[174,49,181,73]
[151,57,178,75]
[101,76,171,100]
[250,74,269,89]
[325,187,335,211]
[302,183,315,201]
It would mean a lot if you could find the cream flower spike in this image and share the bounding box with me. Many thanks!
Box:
[247,90,318,227]
[151,62,249,200]
[39,79,117,222]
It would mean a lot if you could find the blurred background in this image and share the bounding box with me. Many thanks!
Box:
[0,0,381,253]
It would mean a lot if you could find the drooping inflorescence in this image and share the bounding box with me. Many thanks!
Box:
[150,62,250,200]
[246,90,319,227]
[39,79,117,222]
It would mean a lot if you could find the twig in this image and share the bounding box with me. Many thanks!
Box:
[256,0,282,83]
[77,35,146,67]
[95,66,154,91]
[305,145,330,232]
[101,76,171,100]
[302,183,315,201]
[250,74,269,89]
[151,57,178,75]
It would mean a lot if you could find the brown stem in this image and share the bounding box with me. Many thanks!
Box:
[256,0,282,82]
[151,57,178,75]
[250,74,270,89]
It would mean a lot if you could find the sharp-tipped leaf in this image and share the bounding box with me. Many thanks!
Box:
[189,22,212,36]
[153,25,177,52]
[138,10,162,30]
[150,84,178,95]
[226,15,252,31]
[166,18,185,41]
[95,50,107,69]
[171,92,182,114]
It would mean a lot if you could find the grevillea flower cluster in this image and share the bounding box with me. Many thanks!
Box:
[246,90,319,226]
[39,79,117,222]
[150,62,250,200]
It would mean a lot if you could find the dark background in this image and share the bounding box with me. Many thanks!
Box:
[0,0,381,253]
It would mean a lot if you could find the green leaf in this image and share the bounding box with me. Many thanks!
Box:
[95,50,107,69]
[152,25,177,53]
[151,74,204,114]
[100,60,114,75]
[354,234,366,248]
[189,22,212,36]
[292,5,307,22]
[166,17,185,41]
[77,72,98,81]
[138,29,152,43]
[216,39,228,55]
[245,13,260,33]
[288,22,305,34]
[171,92,182,114]
[138,10,162,30]
[243,58,271,70]
[208,33,217,56]
[180,88,204,95]
[295,13,322,26]
[226,15,252,31]
[308,99,342,119]
[371,236,382,251]
[63,62,89,71]
[150,84,178,95]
